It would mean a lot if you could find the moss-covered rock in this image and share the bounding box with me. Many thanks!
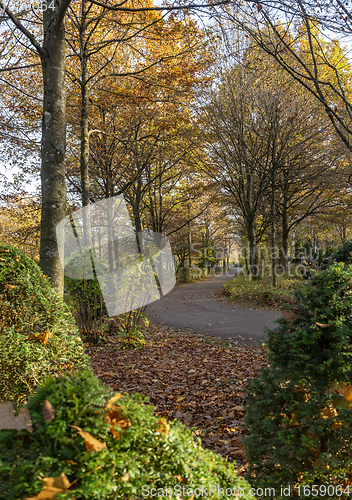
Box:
[0,243,90,405]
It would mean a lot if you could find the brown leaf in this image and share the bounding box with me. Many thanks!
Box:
[105,408,129,439]
[232,405,245,412]
[70,425,107,451]
[43,400,55,422]
[0,402,33,432]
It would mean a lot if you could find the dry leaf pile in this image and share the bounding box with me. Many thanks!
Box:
[87,323,267,473]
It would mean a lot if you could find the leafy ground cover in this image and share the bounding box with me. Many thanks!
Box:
[221,272,306,310]
[87,321,268,475]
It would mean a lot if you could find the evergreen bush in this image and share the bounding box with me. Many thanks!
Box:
[244,263,352,499]
[331,239,352,265]
[0,371,252,499]
[0,243,90,405]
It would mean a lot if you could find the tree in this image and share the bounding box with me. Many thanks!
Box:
[0,0,228,296]
[226,3,352,155]
[197,48,339,279]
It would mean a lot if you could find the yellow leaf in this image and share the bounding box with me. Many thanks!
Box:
[39,331,51,345]
[43,473,71,490]
[16,255,20,261]
[176,395,186,402]
[25,473,72,500]
[316,322,329,328]
[71,425,107,451]
[157,417,170,435]
[5,284,15,290]
[0,402,32,432]
[174,474,183,482]
[105,393,123,410]
[336,382,352,402]
[121,473,129,482]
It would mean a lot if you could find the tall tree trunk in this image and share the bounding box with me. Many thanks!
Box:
[271,165,277,287]
[40,11,67,297]
[188,203,192,268]
[79,0,92,249]
[247,220,257,276]
[281,200,289,273]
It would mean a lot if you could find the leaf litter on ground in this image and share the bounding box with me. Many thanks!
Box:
[86,322,267,476]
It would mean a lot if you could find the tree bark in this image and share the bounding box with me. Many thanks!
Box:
[271,164,277,287]
[281,198,289,272]
[79,0,92,248]
[40,9,68,297]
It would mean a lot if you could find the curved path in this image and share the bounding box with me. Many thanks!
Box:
[145,269,281,346]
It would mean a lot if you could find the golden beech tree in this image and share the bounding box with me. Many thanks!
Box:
[0,0,227,296]
[64,8,213,243]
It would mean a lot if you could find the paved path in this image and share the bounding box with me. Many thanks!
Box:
[145,269,281,346]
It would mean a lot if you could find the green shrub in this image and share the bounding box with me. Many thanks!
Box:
[331,239,352,264]
[0,371,252,499]
[0,243,90,405]
[64,250,108,344]
[244,263,352,498]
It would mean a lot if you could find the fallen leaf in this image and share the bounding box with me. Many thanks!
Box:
[121,473,129,481]
[70,425,107,451]
[176,395,186,402]
[43,400,55,422]
[104,393,123,410]
[0,402,33,432]
[157,417,170,435]
[25,473,72,500]
[105,408,129,439]
[233,405,245,412]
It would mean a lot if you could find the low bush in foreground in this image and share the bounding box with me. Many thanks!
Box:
[0,371,252,499]
[0,243,90,405]
[244,263,352,499]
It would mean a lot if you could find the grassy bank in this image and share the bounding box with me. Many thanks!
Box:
[222,272,306,310]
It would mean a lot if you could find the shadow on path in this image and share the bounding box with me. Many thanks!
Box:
[145,269,281,346]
